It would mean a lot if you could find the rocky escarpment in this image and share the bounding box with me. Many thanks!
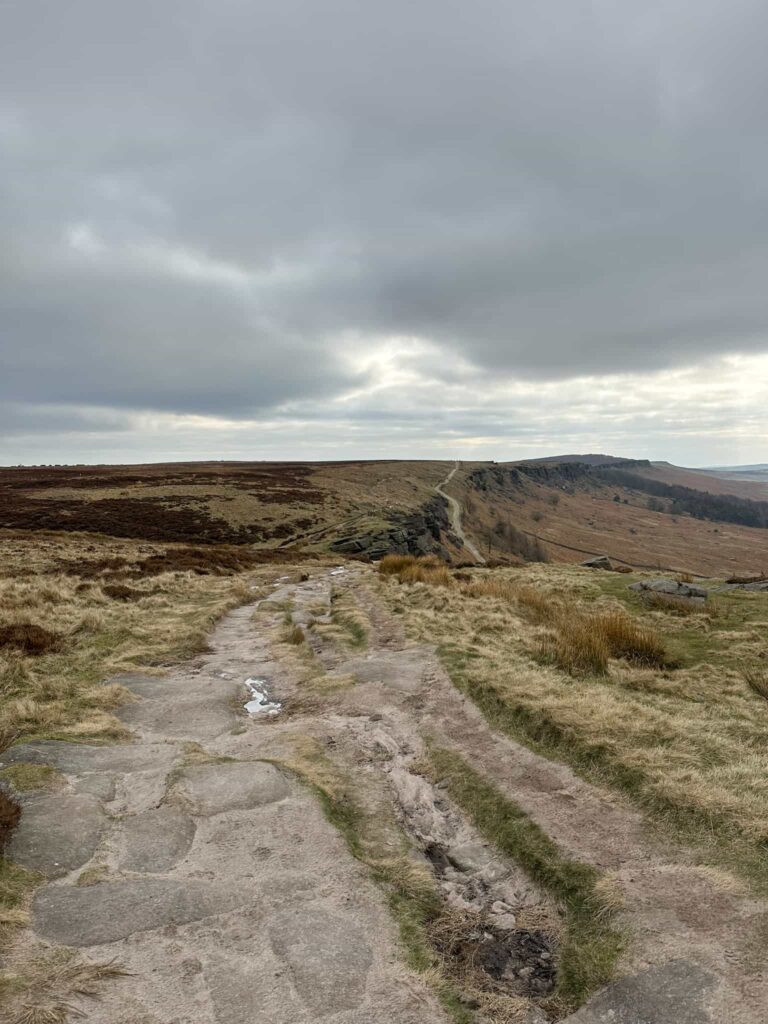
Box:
[468,459,651,496]
[330,495,453,561]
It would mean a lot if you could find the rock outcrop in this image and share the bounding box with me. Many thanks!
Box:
[628,578,709,603]
[330,495,451,561]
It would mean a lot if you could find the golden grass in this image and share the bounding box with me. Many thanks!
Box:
[379,554,453,587]
[384,558,668,675]
[0,948,127,1024]
[589,609,669,668]
[379,563,768,887]
[541,619,610,677]
[742,667,768,702]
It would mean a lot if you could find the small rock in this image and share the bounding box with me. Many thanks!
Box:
[493,913,518,930]
[491,900,510,914]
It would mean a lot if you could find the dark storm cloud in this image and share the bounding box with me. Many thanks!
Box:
[2,0,768,430]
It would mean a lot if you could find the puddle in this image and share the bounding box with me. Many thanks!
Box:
[243,677,282,716]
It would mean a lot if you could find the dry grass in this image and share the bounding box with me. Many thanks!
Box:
[590,609,669,668]
[0,531,261,758]
[643,592,708,616]
[380,563,768,888]
[742,667,768,702]
[379,554,453,587]
[0,948,128,1024]
[286,624,306,645]
[541,620,610,677]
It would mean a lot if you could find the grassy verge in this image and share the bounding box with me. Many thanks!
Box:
[426,747,623,1015]
[439,640,768,892]
[379,561,768,893]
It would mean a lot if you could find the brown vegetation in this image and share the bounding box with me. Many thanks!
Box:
[742,667,768,702]
[0,625,62,657]
[0,531,268,760]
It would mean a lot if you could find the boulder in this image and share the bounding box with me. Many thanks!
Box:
[581,555,613,570]
[628,578,709,602]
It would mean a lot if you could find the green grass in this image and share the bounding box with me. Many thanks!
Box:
[0,764,62,792]
[426,747,623,1014]
[331,610,368,648]
[0,858,40,950]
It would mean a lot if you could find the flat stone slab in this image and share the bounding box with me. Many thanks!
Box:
[116,697,235,740]
[118,805,195,872]
[0,739,179,776]
[107,673,174,699]
[74,774,117,801]
[268,906,373,1014]
[172,761,290,816]
[338,649,429,692]
[562,960,717,1023]
[33,878,247,946]
[8,793,106,878]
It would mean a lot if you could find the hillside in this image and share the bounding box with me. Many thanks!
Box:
[3,455,768,576]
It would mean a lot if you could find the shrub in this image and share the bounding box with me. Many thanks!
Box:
[0,623,62,656]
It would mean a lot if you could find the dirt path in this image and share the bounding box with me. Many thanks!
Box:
[435,462,486,563]
[4,565,767,1023]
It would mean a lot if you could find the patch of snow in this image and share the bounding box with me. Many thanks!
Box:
[244,677,281,716]
[329,566,346,576]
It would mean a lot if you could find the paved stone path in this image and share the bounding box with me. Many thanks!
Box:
[2,575,446,1024]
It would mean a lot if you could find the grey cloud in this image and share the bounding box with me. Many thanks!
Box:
[2,0,768,446]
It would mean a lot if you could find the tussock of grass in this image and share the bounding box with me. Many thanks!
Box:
[379,555,453,588]
[540,619,610,677]
[0,948,128,1024]
[742,667,768,702]
[590,609,669,668]
[427,747,623,1014]
[0,859,39,951]
[286,624,306,645]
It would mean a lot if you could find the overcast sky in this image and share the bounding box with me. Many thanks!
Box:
[2,0,767,466]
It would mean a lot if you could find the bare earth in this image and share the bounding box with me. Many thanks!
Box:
[4,565,767,1023]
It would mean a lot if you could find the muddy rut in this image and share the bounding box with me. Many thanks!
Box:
[3,565,766,1024]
